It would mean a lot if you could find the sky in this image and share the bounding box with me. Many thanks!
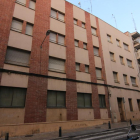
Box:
[66,0,140,33]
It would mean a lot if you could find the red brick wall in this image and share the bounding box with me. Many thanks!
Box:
[22,21,26,34]
[79,41,83,49]
[96,17,111,118]
[0,0,15,81]
[77,20,82,27]
[80,64,85,72]
[65,2,78,121]
[85,12,101,119]
[24,0,51,123]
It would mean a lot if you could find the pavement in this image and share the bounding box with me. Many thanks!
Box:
[1,120,140,140]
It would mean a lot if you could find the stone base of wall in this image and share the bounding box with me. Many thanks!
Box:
[0,119,111,138]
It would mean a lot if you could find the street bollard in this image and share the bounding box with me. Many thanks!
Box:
[130,119,132,125]
[108,121,111,129]
[5,133,9,140]
[59,127,62,137]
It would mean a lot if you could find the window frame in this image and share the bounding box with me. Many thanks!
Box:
[85,65,89,73]
[73,18,77,25]
[130,76,137,87]
[82,22,86,28]
[116,39,121,47]
[113,71,119,83]
[93,47,99,56]
[11,18,23,33]
[107,34,112,43]
[29,0,36,10]
[123,43,129,51]
[119,56,125,65]
[128,98,133,112]
[25,23,33,36]
[123,74,129,85]
[74,40,79,47]
[110,52,115,62]
[91,27,97,36]
[83,42,87,50]
[127,59,133,68]
[96,68,102,80]
[99,94,106,108]
[76,63,80,71]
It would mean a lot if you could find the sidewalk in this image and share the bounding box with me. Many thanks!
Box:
[0,120,140,140]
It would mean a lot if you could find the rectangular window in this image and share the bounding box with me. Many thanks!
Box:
[123,43,129,51]
[16,0,26,6]
[75,40,79,47]
[131,77,137,86]
[94,47,99,56]
[85,65,89,73]
[58,12,64,22]
[116,39,120,47]
[110,52,115,61]
[74,19,77,25]
[137,100,140,111]
[120,56,124,65]
[83,43,87,49]
[5,47,30,67]
[127,59,133,68]
[47,91,65,108]
[99,95,106,108]
[25,23,33,36]
[58,34,65,45]
[29,0,36,10]
[123,74,128,85]
[0,87,26,108]
[128,98,133,111]
[96,68,102,79]
[91,27,97,36]
[51,9,57,18]
[11,19,23,32]
[77,93,92,108]
[82,22,85,28]
[107,34,111,42]
[113,72,119,83]
[50,32,57,43]
[76,63,80,71]
[49,57,65,73]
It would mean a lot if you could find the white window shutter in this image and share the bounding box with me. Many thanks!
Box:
[127,60,132,67]
[16,0,26,5]
[75,40,78,47]
[94,47,99,56]
[29,0,36,10]
[83,43,87,49]
[58,13,64,21]
[11,19,23,32]
[124,43,128,50]
[96,68,102,79]
[74,19,77,25]
[51,9,57,18]
[25,24,33,36]
[113,72,118,81]
[110,53,114,61]
[85,65,89,73]
[76,63,80,71]
[50,32,57,42]
[58,35,64,45]
[131,77,136,85]
[91,28,96,35]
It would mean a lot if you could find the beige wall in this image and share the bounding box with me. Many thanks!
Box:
[0,73,28,88]
[0,108,25,125]
[92,35,99,47]
[47,109,67,122]
[98,85,105,94]
[100,109,108,119]
[95,56,102,68]
[78,109,94,120]
[76,72,91,82]
[90,14,97,28]
[13,4,35,24]
[77,83,92,93]
[51,0,65,13]
[8,31,32,51]
[48,71,66,78]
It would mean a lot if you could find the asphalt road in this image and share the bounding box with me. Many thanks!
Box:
[55,126,140,140]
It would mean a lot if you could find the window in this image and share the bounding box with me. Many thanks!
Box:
[99,95,106,108]
[107,34,111,43]
[96,68,102,79]
[128,99,133,111]
[110,52,115,62]
[123,43,129,51]
[25,23,33,36]
[127,59,133,68]
[77,93,92,108]
[47,91,65,108]
[91,27,97,36]
[50,32,65,46]
[5,47,30,67]
[137,100,140,111]
[0,87,26,108]
[51,9,57,18]
[74,19,77,25]
[123,74,128,85]
[11,19,23,32]
[75,40,79,47]
[82,22,85,28]
[58,12,64,22]
[29,0,36,10]
[76,63,80,71]
[113,72,119,83]
[85,65,89,73]
[16,0,26,6]
[49,57,65,73]
[94,47,99,56]
[116,39,120,47]
[120,56,124,65]
[130,77,137,86]
[83,43,87,49]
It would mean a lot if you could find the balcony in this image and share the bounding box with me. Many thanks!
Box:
[136,51,140,60]
[134,40,140,49]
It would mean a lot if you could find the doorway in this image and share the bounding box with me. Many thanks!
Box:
[117,98,124,122]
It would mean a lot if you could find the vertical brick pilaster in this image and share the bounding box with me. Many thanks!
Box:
[85,12,101,119]
[80,64,85,72]
[26,0,30,8]
[77,20,82,27]
[24,0,51,123]
[96,17,111,118]
[79,41,83,49]
[0,0,15,81]
[22,21,26,34]
[65,2,78,121]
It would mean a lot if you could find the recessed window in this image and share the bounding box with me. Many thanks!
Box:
[96,68,102,80]
[83,43,87,49]
[16,0,26,6]
[77,93,92,108]
[11,18,23,32]
[74,19,77,25]
[107,34,111,43]
[127,59,133,68]
[99,95,106,108]
[76,63,80,71]
[82,22,85,28]
[120,56,124,65]
[91,27,97,36]
[49,57,65,73]
[47,91,66,108]
[25,23,33,36]
[58,12,64,22]
[128,98,133,112]
[110,52,115,62]
[116,39,120,47]
[94,47,99,56]
[74,40,79,47]
[29,0,36,10]
[0,87,26,108]
[58,34,65,45]
[123,74,128,85]
[137,100,140,111]
[130,77,137,86]
[113,72,119,83]
[123,43,129,51]
[5,47,30,67]
[51,9,57,18]
[85,65,89,73]
[50,32,57,43]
